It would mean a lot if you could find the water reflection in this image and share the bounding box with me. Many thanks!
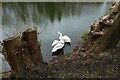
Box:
[2,2,112,63]
[52,49,64,56]
[2,2,112,25]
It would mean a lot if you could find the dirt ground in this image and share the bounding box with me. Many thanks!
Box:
[13,40,119,79]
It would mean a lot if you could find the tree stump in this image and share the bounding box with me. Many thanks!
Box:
[3,36,25,74]
[3,28,44,74]
[22,28,44,65]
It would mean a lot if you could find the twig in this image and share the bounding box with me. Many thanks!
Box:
[40,22,48,34]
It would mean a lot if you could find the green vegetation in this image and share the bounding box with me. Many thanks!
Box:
[81,32,90,42]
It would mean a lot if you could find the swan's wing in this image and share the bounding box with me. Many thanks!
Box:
[62,35,71,42]
[54,43,64,50]
[52,40,59,46]
[52,47,58,52]
[52,43,64,52]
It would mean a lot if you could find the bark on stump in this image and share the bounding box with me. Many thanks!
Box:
[3,36,25,73]
[3,28,44,74]
[22,29,44,65]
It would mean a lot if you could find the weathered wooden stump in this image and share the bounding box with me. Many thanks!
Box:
[3,28,44,75]
[22,28,44,65]
[3,36,25,73]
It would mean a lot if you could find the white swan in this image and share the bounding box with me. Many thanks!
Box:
[52,39,64,52]
[51,31,71,53]
[52,39,64,47]
[58,31,71,43]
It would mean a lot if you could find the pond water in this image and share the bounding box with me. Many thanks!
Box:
[1,2,112,73]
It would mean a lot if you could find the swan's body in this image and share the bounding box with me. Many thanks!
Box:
[58,31,71,43]
[59,35,71,42]
[51,31,71,53]
[52,40,64,52]
[52,39,64,47]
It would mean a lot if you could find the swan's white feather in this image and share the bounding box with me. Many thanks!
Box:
[52,39,64,46]
[52,40,59,46]
[59,35,71,42]
[58,31,71,43]
[51,31,71,52]
[52,42,64,52]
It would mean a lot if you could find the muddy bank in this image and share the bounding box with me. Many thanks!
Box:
[14,40,119,78]
[2,43,119,78]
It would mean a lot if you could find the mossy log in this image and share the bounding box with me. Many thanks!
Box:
[81,2,120,53]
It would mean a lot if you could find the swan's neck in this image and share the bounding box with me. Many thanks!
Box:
[58,31,62,37]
